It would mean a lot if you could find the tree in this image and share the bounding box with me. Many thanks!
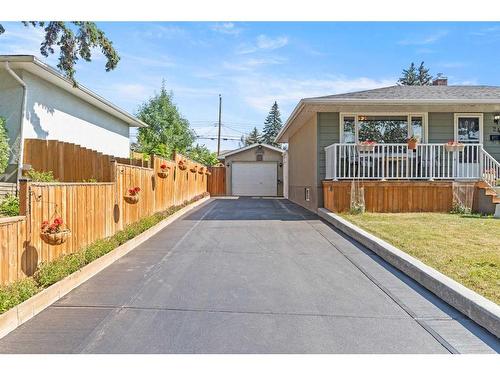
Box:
[0,22,120,83]
[0,117,10,174]
[398,61,433,86]
[187,144,219,166]
[137,82,195,159]
[397,62,418,86]
[241,127,262,146]
[262,101,283,147]
[417,61,433,85]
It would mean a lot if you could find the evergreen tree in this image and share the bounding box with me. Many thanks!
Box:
[397,62,418,86]
[242,127,262,146]
[417,61,433,85]
[262,101,283,147]
[137,82,195,159]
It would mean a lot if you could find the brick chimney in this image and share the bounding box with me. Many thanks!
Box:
[433,73,448,86]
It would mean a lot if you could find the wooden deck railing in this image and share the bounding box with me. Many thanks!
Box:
[325,143,493,181]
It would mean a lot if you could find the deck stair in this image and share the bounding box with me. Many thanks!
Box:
[475,181,500,217]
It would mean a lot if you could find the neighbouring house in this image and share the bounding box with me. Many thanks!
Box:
[218,143,286,197]
[0,55,147,182]
[276,77,500,213]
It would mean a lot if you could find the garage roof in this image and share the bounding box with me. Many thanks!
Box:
[219,143,284,158]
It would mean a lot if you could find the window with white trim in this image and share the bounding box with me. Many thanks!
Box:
[340,113,427,143]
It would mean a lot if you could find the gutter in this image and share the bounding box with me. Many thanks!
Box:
[4,61,27,184]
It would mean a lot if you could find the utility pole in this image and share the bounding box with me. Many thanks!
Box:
[217,94,222,156]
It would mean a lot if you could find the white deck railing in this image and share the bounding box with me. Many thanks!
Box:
[325,143,499,184]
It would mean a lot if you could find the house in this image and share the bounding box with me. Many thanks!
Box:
[0,55,147,182]
[218,143,286,196]
[276,77,500,213]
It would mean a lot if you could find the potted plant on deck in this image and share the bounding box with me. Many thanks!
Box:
[40,217,71,245]
[178,159,187,170]
[158,163,170,178]
[407,135,419,150]
[358,140,376,152]
[445,141,465,152]
[190,165,198,173]
[124,186,141,204]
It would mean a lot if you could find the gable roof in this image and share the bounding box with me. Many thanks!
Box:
[218,143,284,159]
[276,85,500,143]
[312,85,500,101]
[0,55,147,128]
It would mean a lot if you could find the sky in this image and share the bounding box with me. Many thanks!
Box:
[1,21,500,151]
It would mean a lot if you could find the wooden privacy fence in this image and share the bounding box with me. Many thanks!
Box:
[23,138,145,182]
[207,166,226,196]
[0,153,208,285]
[322,180,454,213]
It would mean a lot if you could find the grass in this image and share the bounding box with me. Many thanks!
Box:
[339,212,500,304]
[0,193,208,314]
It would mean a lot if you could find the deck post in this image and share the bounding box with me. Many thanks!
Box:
[429,145,434,181]
[332,144,338,181]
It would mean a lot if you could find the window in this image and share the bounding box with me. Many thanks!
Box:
[455,114,482,143]
[358,115,408,143]
[256,154,263,161]
[342,116,356,143]
[339,113,427,143]
[411,116,423,141]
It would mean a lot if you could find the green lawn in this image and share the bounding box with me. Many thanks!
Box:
[339,212,500,304]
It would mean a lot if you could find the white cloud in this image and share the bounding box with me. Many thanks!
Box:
[398,30,448,45]
[231,74,396,113]
[436,61,467,69]
[237,34,289,54]
[120,53,175,68]
[223,57,287,71]
[211,22,242,35]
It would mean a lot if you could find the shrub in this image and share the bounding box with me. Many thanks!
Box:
[26,169,58,182]
[0,117,10,175]
[0,278,40,314]
[0,193,20,216]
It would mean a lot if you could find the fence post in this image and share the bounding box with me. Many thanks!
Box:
[18,178,31,216]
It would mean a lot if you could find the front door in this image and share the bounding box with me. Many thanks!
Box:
[454,114,483,178]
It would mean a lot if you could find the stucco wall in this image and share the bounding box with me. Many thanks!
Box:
[22,70,131,157]
[288,115,318,211]
[224,146,284,196]
[0,69,24,181]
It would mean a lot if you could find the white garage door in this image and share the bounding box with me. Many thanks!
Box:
[232,162,277,196]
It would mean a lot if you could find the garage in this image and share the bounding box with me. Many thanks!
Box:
[232,162,278,196]
[218,143,286,197]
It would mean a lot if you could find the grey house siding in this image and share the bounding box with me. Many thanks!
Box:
[317,112,339,183]
[483,113,500,161]
[427,112,454,143]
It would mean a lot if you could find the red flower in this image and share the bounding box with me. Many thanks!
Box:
[160,163,167,170]
[53,217,63,226]
[134,187,141,193]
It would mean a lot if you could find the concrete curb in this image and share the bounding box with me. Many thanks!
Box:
[0,196,211,339]
[317,207,500,339]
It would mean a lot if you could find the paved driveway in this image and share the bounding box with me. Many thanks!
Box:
[0,198,498,353]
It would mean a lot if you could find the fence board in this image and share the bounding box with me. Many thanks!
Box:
[207,167,226,196]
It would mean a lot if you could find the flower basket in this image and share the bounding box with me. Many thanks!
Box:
[124,187,141,204]
[190,166,198,173]
[178,160,187,170]
[40,230,71,246]
[407,138,418,150]
[157,164,170,178]
[40,217,71,245]
[205,170,211,176]
[358,141,376,152]
[445,142,465,152]
[124,195,139,204]
[198,167,205,175]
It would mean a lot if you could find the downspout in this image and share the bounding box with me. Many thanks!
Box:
[4,61,28,185]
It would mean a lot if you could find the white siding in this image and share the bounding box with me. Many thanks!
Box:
[22,71,131,157]
[0,69,23,164]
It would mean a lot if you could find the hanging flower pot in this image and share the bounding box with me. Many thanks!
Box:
[158,163,170,178]
[357,140,376,152]
[205,170,211,176]
[124,187,141,204]
[178,160,187,170]
[190,165,198,173]
[407,136,418,150]
[198,167,205,175]
[40,217,71,245]
[445,141,465,152]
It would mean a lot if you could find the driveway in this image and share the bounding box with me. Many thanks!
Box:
[0,198,498,353]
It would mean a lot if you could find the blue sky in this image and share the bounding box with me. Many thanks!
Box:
[2,21,500,151]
